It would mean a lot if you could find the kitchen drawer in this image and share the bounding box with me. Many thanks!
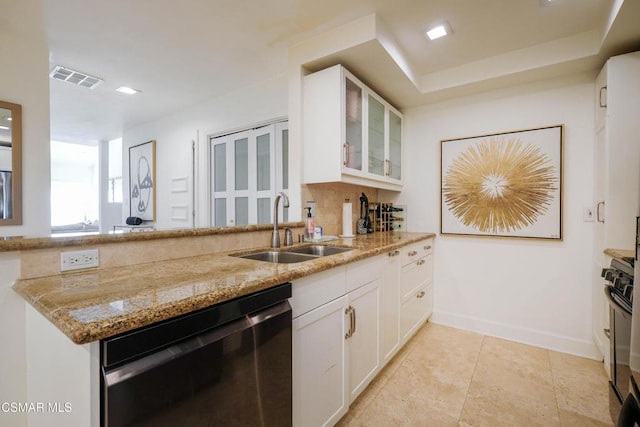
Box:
[401,239,433,266]
[291,266,347,318]
[400,283,432,343]
[346,255,382,292]
[400,254,432,300]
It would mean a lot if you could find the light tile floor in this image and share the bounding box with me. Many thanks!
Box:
[337,322,614,427]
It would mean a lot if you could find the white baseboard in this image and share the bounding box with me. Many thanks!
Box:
[430,310,602,360]
[592,327,607,361]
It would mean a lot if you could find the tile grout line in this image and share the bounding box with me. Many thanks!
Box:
[341,324,427,425]
[546,349,563,424]
[456,333,486,425]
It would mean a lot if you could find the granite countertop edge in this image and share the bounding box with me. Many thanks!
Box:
[604,248,634,259]
[13,232,436,345]
[0,222,306,252]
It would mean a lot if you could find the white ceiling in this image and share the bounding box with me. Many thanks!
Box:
[7,0,640,145]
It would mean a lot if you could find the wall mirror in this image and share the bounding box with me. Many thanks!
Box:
[0,100,22,226]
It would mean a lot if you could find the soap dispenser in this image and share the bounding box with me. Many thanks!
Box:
[305,207,314,239]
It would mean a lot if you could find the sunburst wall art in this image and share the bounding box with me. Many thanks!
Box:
[129,140,156,222]
[440,125,563,240]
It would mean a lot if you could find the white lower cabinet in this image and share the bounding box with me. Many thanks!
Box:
[380,249,401,365]
[293,295,349,427]
[292,239,433,426]
[400,282,433,343]
[347,279,380,403]
[400,239,434,345]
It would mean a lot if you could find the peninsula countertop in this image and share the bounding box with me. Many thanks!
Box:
[13,232,435,345]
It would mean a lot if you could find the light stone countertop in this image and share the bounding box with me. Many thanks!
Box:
[13,232,435,345]
[0,222,305,252]
[604,248,634,259]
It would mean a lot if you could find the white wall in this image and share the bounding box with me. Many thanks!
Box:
[0,14,51,236]
[123,74,288,230]
[385,76,598,359]
[0,5,50,425]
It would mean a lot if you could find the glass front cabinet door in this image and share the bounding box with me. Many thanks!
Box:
[344,77,364,174]
[367,94,385,178]
[366,92,402,183]
[387,109,402,181]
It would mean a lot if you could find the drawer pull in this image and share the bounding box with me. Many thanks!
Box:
[417,259,425,266]
[417,291,426,299]
[388,250,400,257]
[424,245,432,250]
[408,250,418,257]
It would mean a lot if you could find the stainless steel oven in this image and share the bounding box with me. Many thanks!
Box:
[100,283,292,427]
[603,257,634,422]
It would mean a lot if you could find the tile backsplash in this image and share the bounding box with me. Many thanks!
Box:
[301,183,380,236]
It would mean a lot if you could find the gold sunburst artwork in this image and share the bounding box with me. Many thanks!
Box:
[441,125,563,239]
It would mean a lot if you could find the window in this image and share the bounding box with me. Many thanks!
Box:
[210,121,288,227]
[50,140,99,232]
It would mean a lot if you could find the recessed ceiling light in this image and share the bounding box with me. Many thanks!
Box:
[116,86,140,95]
[426,22,453,41]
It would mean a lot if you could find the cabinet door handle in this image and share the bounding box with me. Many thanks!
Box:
[417,291,426,299]
[345,306,354,339]
[604,328,610,339]
[408,250,418,257]
[417,259,425,266]
[351,306,357,336]
[424,245,432,250]
[388,250,400,257]
[599,86,607,108]
[343,142,350,167]
[597,201,605,223]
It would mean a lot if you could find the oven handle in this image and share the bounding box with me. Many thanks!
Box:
[604,285,632,317]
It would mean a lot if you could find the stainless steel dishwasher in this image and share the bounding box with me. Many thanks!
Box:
[100,283,292,427]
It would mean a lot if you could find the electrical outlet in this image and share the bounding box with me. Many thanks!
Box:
[583,206,594,222]
[61,249,100,272]
[306,201,316,217]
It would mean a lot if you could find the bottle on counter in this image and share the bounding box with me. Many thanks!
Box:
[305,207,314,239]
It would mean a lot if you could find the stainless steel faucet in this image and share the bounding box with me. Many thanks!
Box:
[271,191,290,248]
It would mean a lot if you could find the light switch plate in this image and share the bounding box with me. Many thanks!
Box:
[583,206,594,222]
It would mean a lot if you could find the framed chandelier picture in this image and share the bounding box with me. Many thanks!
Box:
[129,140,156,221]
[440,125,563,240]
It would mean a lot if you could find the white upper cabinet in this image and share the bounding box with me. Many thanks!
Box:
[303,65,403,191]
[594,51,640,250]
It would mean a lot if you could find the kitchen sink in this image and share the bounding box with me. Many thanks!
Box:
[232,245,353,264]
[287,245,353,257]
[235,251,318,264]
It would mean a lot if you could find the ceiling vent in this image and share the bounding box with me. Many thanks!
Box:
[49,66,103,89]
